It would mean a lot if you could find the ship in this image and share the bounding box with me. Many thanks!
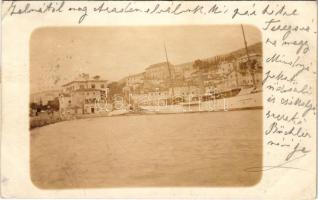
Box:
[139,87,262,114]
[138,25,262,114]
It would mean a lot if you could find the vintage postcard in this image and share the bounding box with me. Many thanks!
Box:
[1,1,317,199]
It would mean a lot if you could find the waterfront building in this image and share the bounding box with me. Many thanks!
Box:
[59,78,109,116]
[130,87,170,106]
[218,61,235,75]
[225,69,262,88]
[83,89,108,114]
[237,53,262,71]
[62,79,108,94]
[126,72,144,86]
[125,72,145,93]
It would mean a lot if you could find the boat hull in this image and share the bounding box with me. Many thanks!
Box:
[139,91,262,114]
[200,91,262,112]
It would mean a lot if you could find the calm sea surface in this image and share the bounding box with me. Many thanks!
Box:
[31,109,262,189]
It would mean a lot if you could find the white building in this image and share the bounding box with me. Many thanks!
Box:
[218,61,235,75]
[59,79,109,116]
[126,72,144,87]
[62,80,108,94]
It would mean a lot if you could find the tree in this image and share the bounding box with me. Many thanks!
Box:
[93,75,100,80]
[30,102,38,110]
[193,59,203,70]
[79,73,90,80]
[47,97,60,111]
[107,82,125,100]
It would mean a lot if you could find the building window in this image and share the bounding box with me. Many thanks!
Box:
[80,85,84,89]
[91,84,95,89]
[101,84,105,88]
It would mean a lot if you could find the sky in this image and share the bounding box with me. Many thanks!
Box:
[30,25,261,93]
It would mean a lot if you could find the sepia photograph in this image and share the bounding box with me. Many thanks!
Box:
[29,25,263,189]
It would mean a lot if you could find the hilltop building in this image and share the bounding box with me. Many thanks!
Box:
[126,72,145,91]
[122,43,262,107]
[145,62,172,80]
[173,62,195,81]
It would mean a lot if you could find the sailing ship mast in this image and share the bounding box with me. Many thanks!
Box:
[164,43,175,97]
[241,24,250,62]
[241,24,256,87]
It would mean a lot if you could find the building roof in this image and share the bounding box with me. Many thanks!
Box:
[62,80,108,87]
[73,88,103,92]
[128,72,145,78]
[122,72,145,82]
